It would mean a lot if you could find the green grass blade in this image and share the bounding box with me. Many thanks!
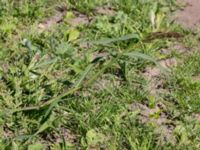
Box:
[75,63,94,88]
[91,33,139,45]
[42,64,94,120]
[123,52,166,72]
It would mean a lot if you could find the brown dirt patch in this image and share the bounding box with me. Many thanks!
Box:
[143,58,177,95]
[67,11,89,27]
[160,44,189,55]
[175,0,200,29]
[44,128,77,145]
[143,42,192,95]
[130,102,168,125]
[94,6,115,16]
[3,124,14,139]
[0,62,9,73]
[192,75,200,82]
[92,75,121,91]
[38,8,90,32]
[144,32,184,42]
[130,102,176,145]
[144,58,177,78]
[38,9,66,32]
[193,114,200,122]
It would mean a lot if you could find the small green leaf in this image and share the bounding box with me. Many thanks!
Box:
[55,43,74,56]
[35,114,55,136]
[86,129,105,146]
[33,58,57,69]
[65,11,74,19]
[12,141,18,150]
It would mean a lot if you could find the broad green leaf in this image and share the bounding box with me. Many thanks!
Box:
[28,143,44,150]
[12,141,18,150]
[14,135,33,141]
[156,12,165,31]
[65,11,74,19]
[67,28,80,42]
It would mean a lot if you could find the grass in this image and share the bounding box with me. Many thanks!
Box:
[1,0,200,149]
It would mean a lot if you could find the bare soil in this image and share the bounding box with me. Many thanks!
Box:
[130,102,176,145]
[175,0,200,29]
[137,1,200,139]
[144,0,200,96]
